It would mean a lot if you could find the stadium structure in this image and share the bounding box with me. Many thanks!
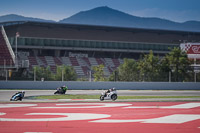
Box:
[1,21,200,79]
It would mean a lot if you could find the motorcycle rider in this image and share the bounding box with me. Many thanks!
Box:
[62,85,68,93]
[105,87,115,96]
[21,91,25,98]
[58,85,68,94]
[15,91,25,97]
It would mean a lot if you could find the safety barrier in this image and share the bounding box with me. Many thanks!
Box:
[0,81,199,90]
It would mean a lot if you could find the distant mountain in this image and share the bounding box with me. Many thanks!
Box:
[60,6,200,32]
[0,14,54,23]
[1,7,200,32]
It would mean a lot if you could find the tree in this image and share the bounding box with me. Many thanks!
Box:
[33,66,53,81]
[118,58,139,81]
[137,50,160,81]
[92,64,106,81]
[161,47,192,82]
[108,70,119,81]
[33,65,77,81]
[55,65,77,81]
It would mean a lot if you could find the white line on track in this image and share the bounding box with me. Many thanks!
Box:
[33,103,132,109]
[0,113,110,122]
[24,132,52,133]
[124,103,200,109]
[0,104,37,108]
[91,114,200,124]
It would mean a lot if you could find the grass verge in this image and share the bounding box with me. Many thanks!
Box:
[34,95,200,99]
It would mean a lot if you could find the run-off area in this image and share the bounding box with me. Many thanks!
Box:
[0,102,200,133]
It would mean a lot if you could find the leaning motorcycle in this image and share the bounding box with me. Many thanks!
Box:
[100,90,117,101]
[54,87,66,94]
[10,91,25,101]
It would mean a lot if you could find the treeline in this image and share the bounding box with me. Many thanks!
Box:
[33,65,77,81]
[95,48,199,82]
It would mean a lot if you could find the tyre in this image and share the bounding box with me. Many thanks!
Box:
[54,91,58,94]
[100,95,104,101]
[111,94,117,101]
[15,97,20,101]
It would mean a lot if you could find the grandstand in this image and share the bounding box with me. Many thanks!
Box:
[1,21,200,79]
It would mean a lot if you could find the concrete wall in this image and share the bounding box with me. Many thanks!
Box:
[0,81,199,90]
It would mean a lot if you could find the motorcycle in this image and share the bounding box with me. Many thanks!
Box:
[54,87,66,94]
[100,90,117,101]
[10,91,25,101]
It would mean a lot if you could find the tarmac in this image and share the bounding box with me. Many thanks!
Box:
[0,90,200,102]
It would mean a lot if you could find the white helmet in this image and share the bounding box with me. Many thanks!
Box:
[112,87,115,91]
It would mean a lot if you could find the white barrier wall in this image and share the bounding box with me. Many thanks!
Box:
[0,81,199,90]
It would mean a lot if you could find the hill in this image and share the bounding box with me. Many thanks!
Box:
[60,6,200,32]
[0,14,54,23]
[1,7,200,32]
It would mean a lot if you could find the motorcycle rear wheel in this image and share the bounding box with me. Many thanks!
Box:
[111,94,117,101]
[100,95,104,101]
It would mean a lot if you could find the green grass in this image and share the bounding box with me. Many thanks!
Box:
[33,95,200,99]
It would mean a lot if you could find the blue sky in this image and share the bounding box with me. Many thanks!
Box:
[0,0,200,22]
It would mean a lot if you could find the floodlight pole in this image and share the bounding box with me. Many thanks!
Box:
[62,69,64,82]
[89,70,92,82]
[5,70,7,81]
[194,58,196,83]
[34,68,36,81]
[15,34,18,69]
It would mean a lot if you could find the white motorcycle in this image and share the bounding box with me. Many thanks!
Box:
[100,90,117,101]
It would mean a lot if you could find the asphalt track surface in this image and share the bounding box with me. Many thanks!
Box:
[0,102,200,133]
[1,90,200,102]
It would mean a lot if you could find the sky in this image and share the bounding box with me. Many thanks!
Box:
[0,0,200,22]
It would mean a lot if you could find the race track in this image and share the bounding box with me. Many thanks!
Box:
[0,102,200,133]
[1,90,200,102]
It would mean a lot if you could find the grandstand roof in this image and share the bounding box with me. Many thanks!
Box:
[1,20,200,34]
[2,21,200,45]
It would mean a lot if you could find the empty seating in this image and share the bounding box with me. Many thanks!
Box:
[28,56,38,66]
[82,57,91,66]
[73,66,84,76]
[104,58,114,67]
[54,57,62,66]
[45,56,55,66]
[20,54,124,78]
[69,57,79,66]
[38,56,47,66]
[61,57,71,66]
[88,57,98,66]
[112,59,120,67]
[96,58,105,65]
[81,66,90,76]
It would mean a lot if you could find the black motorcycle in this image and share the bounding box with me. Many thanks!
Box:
[10,91,25,101]
[54,87,66,94]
